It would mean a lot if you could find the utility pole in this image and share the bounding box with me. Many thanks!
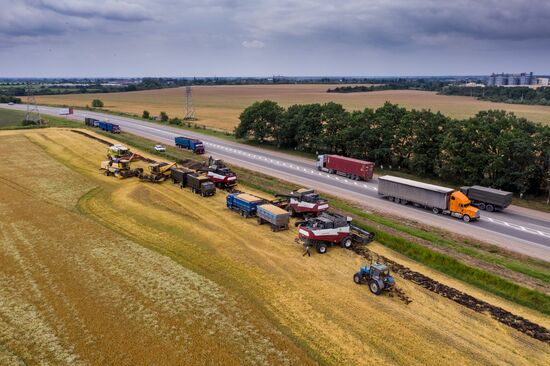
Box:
[25,81,42,124]
[184,85,196,120]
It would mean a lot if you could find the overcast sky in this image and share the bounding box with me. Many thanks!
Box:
[1,0,550,77]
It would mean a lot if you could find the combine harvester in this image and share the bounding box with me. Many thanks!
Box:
[297,212,374,254]
[275,188,329,217]
[200,157,237,189]
[138,162,177,183]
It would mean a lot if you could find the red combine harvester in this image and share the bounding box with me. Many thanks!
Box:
[200,157,237,188]
[297,213,374,254]
[275,188,329,217]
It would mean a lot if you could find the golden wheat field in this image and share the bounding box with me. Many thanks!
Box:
[36,85,550,131]
[0,128,549,365]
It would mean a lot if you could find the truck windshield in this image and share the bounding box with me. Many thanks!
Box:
[463,203,470,207]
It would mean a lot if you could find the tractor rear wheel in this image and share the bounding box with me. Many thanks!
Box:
[316,243,328,254]
[368,280,382,295]
[353,273,363,285]
[341,237,353,249]
[104,170,110,176]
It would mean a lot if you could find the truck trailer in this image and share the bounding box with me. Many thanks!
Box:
[460,185,513,212]
[187,174,216,196]
[257,204,290,231]
[317,154,374,181]
[378,175,480,222]
[175,136,205,154]
[98,121,121,134]
[226,193,264,218]
[58,107,74,115]
[170,167,195,188]
[84,117,98,127]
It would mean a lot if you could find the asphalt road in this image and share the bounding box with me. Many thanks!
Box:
[3,104,550,260]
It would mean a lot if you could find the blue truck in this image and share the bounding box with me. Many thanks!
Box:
[226,193,265,218]
[98,121,121,134]
[175,136,205,154]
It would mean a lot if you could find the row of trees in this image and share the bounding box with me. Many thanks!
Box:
[327,79,447,93]
[442,86,550,106]
[235,101,550,196]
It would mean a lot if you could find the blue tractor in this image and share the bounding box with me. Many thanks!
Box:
[353,263,395,295]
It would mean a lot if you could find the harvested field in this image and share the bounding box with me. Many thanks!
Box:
[35,85,550,130]
[1,128,549,365]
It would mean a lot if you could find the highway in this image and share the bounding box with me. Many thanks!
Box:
[3,103,550,260]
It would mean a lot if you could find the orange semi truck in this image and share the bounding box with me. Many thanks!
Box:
[378,175,480,222]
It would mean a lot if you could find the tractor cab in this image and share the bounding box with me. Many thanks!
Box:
[149,162,169,174]
[107,144,130,159]
[307,213,350,230]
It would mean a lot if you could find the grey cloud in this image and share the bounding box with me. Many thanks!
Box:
[35,0,153,22]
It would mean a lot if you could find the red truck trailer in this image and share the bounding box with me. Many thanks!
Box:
[316,154,374,181]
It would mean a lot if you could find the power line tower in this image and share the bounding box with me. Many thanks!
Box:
[184,85,196,120]
[25,82,42,124]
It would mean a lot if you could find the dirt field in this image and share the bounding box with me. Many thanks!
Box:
[1,128,549,365]
[36,85,550,130]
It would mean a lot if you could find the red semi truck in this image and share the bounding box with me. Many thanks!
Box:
[316,154,375,181]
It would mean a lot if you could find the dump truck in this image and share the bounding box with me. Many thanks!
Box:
[275,188,329,217]
[100,159,142,178]
[138,162,176,182]
[175,136,205,154]
[353,263,395,295]
[317,154,375,181]
[460,185,513,212]
[187,173,216,196]
[226,193,264,218]
[98,121,121,134]
[257,204,290,231]
[378,175,480,222]
[297,213,374,254]
[200,157,237,188]
[170,166,195,188]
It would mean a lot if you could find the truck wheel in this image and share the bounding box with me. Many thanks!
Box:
[289,208,296,217]
[257,218,264,225]
[463,215,471,223]
[240,210,245,217]
[368,280,382,295]
[353,273,364,285]
[316,244,328,254]
[486,204,494,212]
[400,200,408,205]
[432,207,440,214]
[478,202,486,210]
[341,237,353,249]
[394,198,401,204]
[104,170,110,176]
[388,196,394,202]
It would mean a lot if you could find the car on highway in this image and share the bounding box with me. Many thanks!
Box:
[154,144,166,152]
[8,102,14,105]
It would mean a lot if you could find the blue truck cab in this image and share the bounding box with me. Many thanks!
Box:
[226,193,264,218]
[175,136,205,154]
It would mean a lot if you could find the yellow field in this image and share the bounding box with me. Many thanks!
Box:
[36,85,550,130]
[1,128,549,365]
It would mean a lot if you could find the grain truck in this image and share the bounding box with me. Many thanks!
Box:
[378,175,480,222]
[459,185,513,212]
[316,154,374,181]
[257,204,290,231]
[98,121,121,134]
[175,136,205,154]
[170,167,195,188]
[226,193,264,218]
[187,173,216,197]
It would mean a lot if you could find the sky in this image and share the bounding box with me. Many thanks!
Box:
[1,0,550,77]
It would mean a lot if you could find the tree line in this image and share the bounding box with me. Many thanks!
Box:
[441,86,550,106]
[235,101,550,197]
[327,79,448,93]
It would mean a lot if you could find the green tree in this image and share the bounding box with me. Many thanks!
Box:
[159,111,169,122]
[142,110,150,119]
[235,100,283,142]
[91,99,104,108]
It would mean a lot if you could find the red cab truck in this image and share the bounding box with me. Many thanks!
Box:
[316,154,375,181]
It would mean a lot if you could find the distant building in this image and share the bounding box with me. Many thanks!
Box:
[487,72,535,87]
[536,77,549,86]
